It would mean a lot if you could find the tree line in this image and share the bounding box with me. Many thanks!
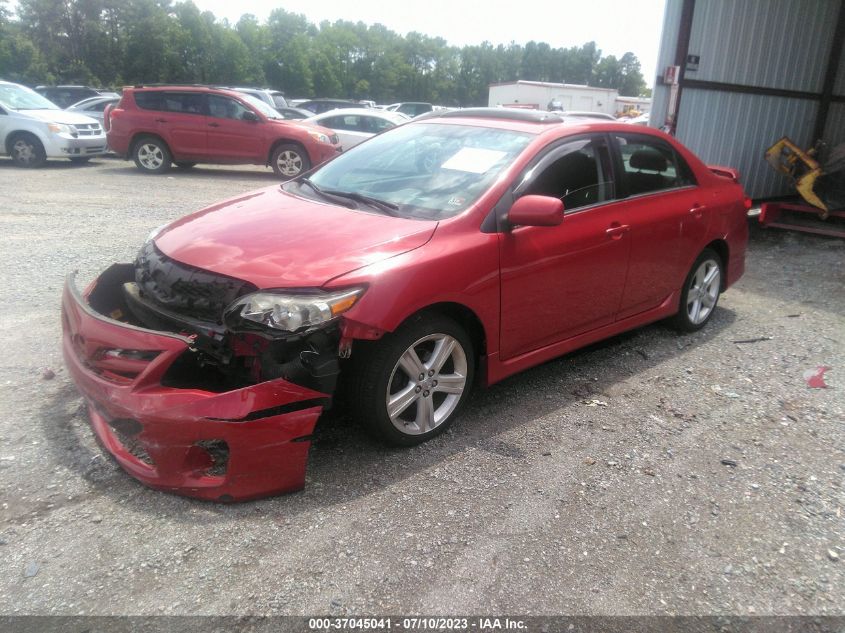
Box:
[0,0,649,105]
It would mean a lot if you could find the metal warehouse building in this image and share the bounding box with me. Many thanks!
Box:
[652,0,845,199]
[488,81,621,115]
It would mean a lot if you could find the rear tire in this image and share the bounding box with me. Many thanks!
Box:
[132,136,171,174]
[9,133,46,168]
[671,248,723,332]
[271,143,310,179]
[347,313,475,447]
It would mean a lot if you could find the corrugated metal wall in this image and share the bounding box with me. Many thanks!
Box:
[686,0,838,92]
[677,92,818,197]
[653,0,844,198]
[823,103,845,146]
[835,31,845,94]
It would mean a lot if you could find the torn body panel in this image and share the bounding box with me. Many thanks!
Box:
[62,270,327,501]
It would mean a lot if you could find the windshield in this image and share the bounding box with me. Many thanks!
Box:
[291,122,533,220]
[0,83,59,110]
[238,93,282,119]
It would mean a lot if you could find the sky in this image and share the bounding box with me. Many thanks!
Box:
[191,0,669,82]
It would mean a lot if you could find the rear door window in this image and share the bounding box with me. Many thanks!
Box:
[207,95,251,120]
[323,115,362,131]
[135,91,204,114]
[613,134,696,196]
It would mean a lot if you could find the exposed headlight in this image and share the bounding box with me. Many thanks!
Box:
[306,129,331,144]
[225,288,365,333]
[48,123,78,137]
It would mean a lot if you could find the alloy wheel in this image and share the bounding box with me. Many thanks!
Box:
[275,150,303,177]
[686,258,721,325]
[12,139,37,166]
[386,333,468,435]
[137,143,165,170]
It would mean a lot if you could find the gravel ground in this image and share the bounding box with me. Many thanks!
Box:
[0,157,843,616]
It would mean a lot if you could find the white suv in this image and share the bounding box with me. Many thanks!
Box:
[0,80,108,167]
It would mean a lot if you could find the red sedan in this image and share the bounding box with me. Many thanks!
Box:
[62,108,749,501]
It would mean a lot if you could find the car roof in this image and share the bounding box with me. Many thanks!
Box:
[127,85,247,99]
[310,107,406,119]
[414,108,664,137]
[67,95,118,108]
[561,110,617,120]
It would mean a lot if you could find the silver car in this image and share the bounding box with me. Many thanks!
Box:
[65,95,121,126]
[0,80,108,167]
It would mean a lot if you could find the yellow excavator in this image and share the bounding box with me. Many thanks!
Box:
[764,137,845,220]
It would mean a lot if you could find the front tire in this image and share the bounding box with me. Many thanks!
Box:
[671,248,722,332]
[348,313,475,446]
[271,143,310,179]
[9,133,46,168]
[132,136,171,174]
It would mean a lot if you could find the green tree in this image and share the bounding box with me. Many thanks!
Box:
[0,1,649,104]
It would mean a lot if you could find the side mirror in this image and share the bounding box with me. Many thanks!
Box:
[508,195,564,227]
[242,110,260,122]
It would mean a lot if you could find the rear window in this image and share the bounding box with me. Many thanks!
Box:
[614,134,696,195]
[134,91,204,114]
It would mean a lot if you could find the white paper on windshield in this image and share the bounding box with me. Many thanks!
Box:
[441,148,507,173]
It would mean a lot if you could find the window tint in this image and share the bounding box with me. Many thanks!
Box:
[521,137,615,211]
[614,134,696,195]
[365,116,395,133]
[134,91,204,114]
[208,95,251,120]
[323,115,361,131]
[87,100,112,113]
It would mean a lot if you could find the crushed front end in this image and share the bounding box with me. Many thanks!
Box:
[61,243,348,502]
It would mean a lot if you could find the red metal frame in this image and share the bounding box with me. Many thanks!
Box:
[759,202,845,238]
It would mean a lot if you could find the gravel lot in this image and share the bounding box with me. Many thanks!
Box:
[0,157,843,617]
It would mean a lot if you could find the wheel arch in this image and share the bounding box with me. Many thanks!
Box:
[358,301,488,364]
[129,132,172,157]
[266,138,311,166]
[5,129,47,155]
[703,238,729,290]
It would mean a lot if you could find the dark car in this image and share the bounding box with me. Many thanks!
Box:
[298,99,361,114]
[34,85,118,108]
[105,85,341,178]
[277,106,314,120]
[63,108,749,501]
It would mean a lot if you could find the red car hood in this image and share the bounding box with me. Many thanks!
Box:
[154,186,436,288]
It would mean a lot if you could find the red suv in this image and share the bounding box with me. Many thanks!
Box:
[105,86,341,177]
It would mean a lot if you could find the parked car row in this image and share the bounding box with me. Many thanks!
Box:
[1,81,414,176]
[3,80,651,174]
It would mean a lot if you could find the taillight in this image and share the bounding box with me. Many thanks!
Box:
[743,197,753,210]
[103,104,113,131]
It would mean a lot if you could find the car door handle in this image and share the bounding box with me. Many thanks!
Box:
[155,118,168,123]
[689,204,707,217]
[208,122,220,127]
[605,224,630,238]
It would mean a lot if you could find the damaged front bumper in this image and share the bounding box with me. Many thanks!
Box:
[61,270,328,502]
